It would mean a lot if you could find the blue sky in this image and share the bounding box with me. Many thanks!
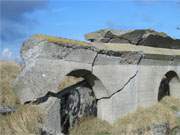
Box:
[1,0,180,61]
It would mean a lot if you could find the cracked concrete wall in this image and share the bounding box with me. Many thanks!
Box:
[96,64,180,123]
[14,37,180,132]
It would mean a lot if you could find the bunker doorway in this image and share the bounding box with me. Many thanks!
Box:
[158,71,179,101]
[59,73,99,134]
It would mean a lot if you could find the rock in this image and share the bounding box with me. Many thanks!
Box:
[0,106,16,115]
[39,97,62,135]
[132,123,170,135]
[150,123,170,135]
[176,111,180,117]
[85,29,180,49]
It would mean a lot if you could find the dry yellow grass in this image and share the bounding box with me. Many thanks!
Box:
[0,61,21,107]
[161,96,180,112]
[0,61,44,135]
[0,105,43,135]
[70,117,112,135]
[70,97,180,135]
[112,96,180,135]
[0,61,20,83]
[58,76,83,91]
[112,104,176,135]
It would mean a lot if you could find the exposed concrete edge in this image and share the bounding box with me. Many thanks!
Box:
[23,36,180,62]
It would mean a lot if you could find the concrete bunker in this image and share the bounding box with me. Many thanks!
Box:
[13,34,180,135]
[59,69,107,134]
[158,71,179,101]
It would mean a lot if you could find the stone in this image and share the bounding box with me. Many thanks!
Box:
[0,106,16,115]
[94,51,142,65]
[39,97,62,135]
[150,123,170,135]
[64,48,97,64]
[85,29,180,49]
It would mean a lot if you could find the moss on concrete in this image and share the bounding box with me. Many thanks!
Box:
[32,34,180,56]
[33,34,89,46]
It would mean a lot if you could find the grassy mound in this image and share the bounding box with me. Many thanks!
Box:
[70,117,112,135]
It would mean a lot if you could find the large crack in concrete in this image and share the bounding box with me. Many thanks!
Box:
[91,52,99,72]
[90,51,142,101]
[96,70,138,100]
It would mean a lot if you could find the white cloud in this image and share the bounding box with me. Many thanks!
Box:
[2,48,12,59]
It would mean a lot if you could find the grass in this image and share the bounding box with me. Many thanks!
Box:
[160,96,180,112]
[69,117,112,135]
[0,61,21,107]
[0,61,44,135]
[0,61,20,82]
[70,97,180,135]
[112,104,175,135]
[1,60,180,135]
[32,34,89,46]
[112,97,180,135]
[0,105,43,135]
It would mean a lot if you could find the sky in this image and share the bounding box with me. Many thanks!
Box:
[0,0,180,61]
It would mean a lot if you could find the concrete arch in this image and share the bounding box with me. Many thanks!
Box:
[158,70,180,101]
[59,69,109,133]
[66,69,109,99]
[168,71,180,98]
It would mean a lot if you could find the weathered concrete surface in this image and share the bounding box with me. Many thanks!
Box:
[85,29,180,49]
[14,34,180,132]
[39,97,61,135]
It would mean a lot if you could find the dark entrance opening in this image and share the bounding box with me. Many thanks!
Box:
[60,80,97,134]
[60,69,107,134]
[158,71,179,101]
